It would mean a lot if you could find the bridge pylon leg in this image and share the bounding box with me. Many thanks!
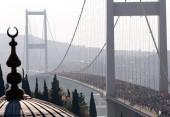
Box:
[159,0,168,93]
[107,99,116,117]
[106,0,116,117]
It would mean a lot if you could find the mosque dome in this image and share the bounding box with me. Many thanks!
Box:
[0,96,74,117]
[2,27,75,117]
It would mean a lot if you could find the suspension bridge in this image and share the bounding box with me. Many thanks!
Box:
[23,0,170,117]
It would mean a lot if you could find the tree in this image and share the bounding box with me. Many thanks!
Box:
[22,77,26,91]
[25,74,32,96]
[34,77,41,98]
[22,69,31,96]
[5,83,9,90]
[121,112,123,117]
[67,89,70,97]
[0,65,5,97]
[89,92,97,117]
[79,92,88,117]
[43,80,49,101]
[51,74,63,106]
[72,89,80,116]
[21,69,26,92]
[79,92,85,105]
[53,74,59,89]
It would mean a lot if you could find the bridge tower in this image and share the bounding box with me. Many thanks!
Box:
[106,0,168,117]
[25,10,48,73]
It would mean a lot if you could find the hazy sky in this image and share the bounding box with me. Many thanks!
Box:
[0,0,169,49]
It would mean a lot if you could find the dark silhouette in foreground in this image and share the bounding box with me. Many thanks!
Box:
[51,74,63,106]
[72,89,80,116]
[89,92,97,117]
[43,80,49,101]
[22,69,32,96]
[0,65,5,97]
[5,27,24,100]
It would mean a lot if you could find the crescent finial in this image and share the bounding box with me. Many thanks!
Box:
[7,27,18,38]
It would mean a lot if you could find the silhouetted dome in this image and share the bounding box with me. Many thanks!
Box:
[0,96,75,117]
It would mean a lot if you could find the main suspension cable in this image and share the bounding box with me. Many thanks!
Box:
[51,0,87,72]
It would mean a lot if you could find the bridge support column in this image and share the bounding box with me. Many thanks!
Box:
[106,0,116,117]
[25,10,48,73]
[44,10,48,73]
[25,10,29,73]
[159,0,168,93]
[107,100,116,117]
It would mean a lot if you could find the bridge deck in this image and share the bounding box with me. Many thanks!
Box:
[60,73,170,116]
[115,98,158,117]
[59,75,159,117]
